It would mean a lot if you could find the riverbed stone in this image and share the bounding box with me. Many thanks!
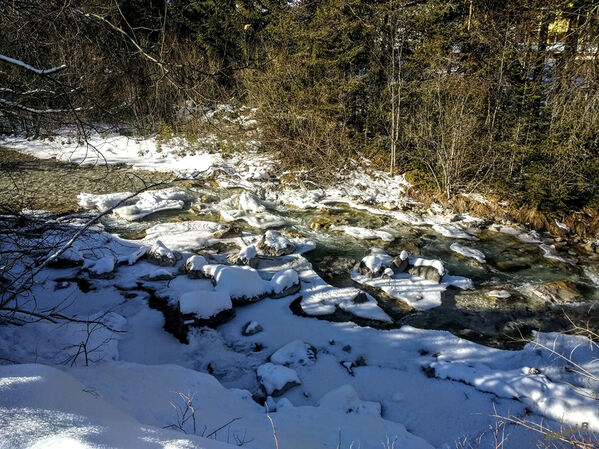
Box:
[531,280,583,304]
[408,265,442,283]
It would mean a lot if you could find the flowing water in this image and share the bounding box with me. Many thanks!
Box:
[2,147,598,349]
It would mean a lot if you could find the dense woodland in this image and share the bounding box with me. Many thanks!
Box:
[1,0,598,217]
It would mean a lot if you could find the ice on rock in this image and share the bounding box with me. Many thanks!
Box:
[256,230,295,256]
[123,246,148,265]
[486,290,512,299]
[329,225,395,242]
[143,220,225,252]
[203,264,269,304]
[78,191,133,211]
[318,385,381,417]
[539,244,574,264]
[257,362,301,396]
[178,290,233,319]
[269,269,300,298]
[238,191,266,213]
[449,242,486,263]
[432,223,478,240]
[270,340,316,367]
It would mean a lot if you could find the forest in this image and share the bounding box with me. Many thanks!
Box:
[2,1,598,216]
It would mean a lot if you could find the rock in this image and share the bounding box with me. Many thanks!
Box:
[352,291,369,303]
[531,281,583,304]
[242,320,263,336]
[392,251,409,272]
[357,248,393,278]
[269,269,301,299]
[310,217,334,230]
[408,265,442,283]
[178,290,235,328]
[184,255,208,278]
[212,226,243,239]
[314,256,356,282]
[495,261,531,272]
[256,230,295,256]
[200,194,217,203]
[228,244,258,268]
[147,240,180,266]
[257,363,301,396]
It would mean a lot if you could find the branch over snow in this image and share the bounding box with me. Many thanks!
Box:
[0,54,66,75]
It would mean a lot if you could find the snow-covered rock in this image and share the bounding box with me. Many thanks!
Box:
[257,362,301,396]
[408,257,445,283]
[256,230,295,256]
[203,264,269,304]
[178,290,234,326]
[242,320,263,336]
[270,340,317,367]
[269,269,301,298]
[357,248,394,278]
[184,254,208,278]
[48,247,84,268]
[228,244,258,267]
[146,240,178,266]
[318,385,381,417]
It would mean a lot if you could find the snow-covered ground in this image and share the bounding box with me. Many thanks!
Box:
[1,129,598,449]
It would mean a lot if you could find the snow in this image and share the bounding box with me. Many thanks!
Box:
[238,191,266,213]
[0,54,67,75]
[271,340,316,367]
[318,384,381,417]
[432,223,478,240]
[88,255,115,275]
[449,242,486,263]
[539,243,574,264]
[361,248,394,275]
[3,127,599,449]
[330,225,395,242]
[78,188,189,221]
[300,283,392,323]
[269,269,300,295]
[237,244,257,264]
[256,230,295,256]
[409,256,445,277]
[178,290,232,318]
[143,220,225,252]
[185,254,208,272]
[204,264,269,301]
[257,362,301,395]
[486,290,512,299]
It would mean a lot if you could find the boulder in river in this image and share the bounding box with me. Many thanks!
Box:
[531,280,583,304]
[408,265,442,283]
[256,230,295,256]
[147,240,180,267]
